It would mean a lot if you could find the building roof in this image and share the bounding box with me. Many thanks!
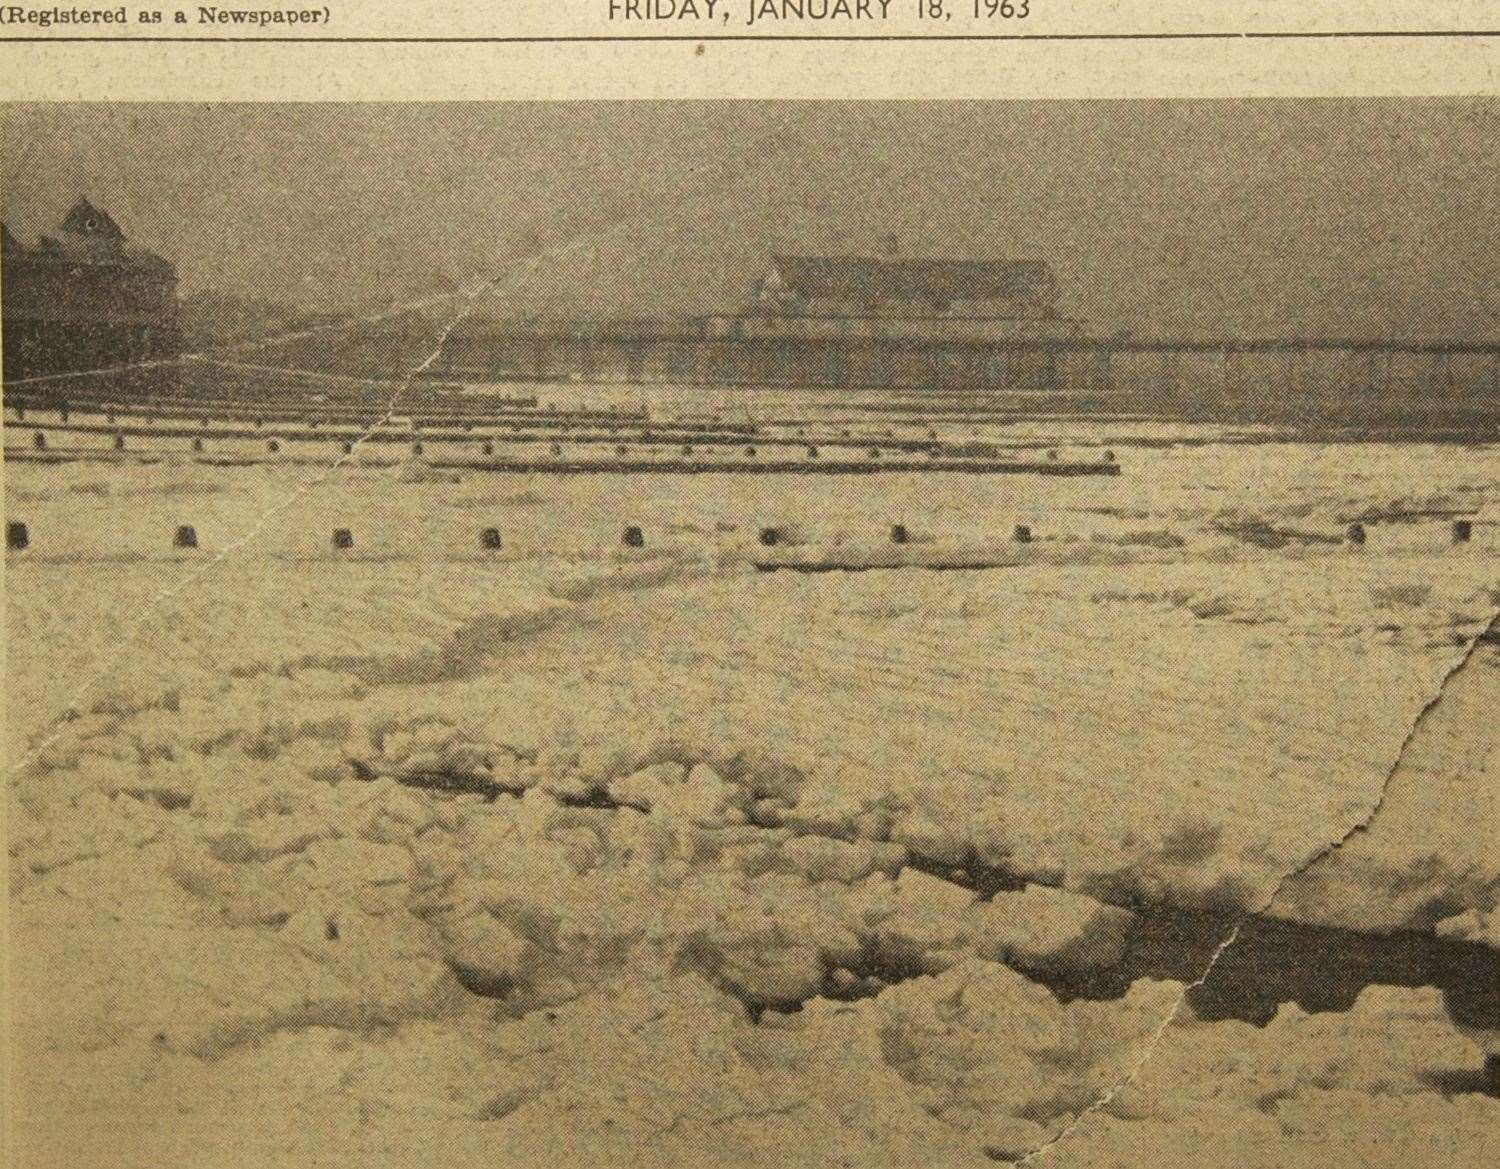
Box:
[4,197,174,274]
[770,255,1054,304]
[3,198,178,328]
[59,196,126,243]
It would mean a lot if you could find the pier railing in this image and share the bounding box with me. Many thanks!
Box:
[418,325,1500,425]
[7,322,1500,430]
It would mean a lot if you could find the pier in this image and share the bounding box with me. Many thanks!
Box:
[426,324,1500,428]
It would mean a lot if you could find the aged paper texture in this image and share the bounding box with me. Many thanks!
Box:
[3,7,1498,1168]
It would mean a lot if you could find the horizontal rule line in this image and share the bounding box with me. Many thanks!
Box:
[3,31,1500,44]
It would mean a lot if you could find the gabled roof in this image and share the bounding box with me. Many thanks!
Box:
[4,199,175,274]
[59,196,126,242]
[770,255,1055,303]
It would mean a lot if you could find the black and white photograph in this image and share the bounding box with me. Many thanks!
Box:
[3,99,1498,1168]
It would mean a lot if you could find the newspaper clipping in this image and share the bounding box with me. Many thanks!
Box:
[3,7,1498,1169]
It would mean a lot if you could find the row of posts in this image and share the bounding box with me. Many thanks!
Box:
[5,521,1013,553]
[1342,520,1474,544]
[26,431,1028,461]
[21,428,1113,467]
[3,521,507,553]
[6,519,1478,554]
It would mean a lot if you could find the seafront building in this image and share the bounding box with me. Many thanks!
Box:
[1,198,181,391]
[4,213,1493,428]
[739,250,1066,329]
[433,249,1085,391]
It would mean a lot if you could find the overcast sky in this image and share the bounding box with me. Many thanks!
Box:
[4,100,1497,340]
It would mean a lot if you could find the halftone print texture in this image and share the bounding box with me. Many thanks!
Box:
[4,101,1498,1169]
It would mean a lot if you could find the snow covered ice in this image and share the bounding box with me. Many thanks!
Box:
[6,432,1499,1168]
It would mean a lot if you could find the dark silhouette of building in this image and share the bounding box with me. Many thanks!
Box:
[2,197,180,394]
[429,247,1084,392]
[754,253,1060,320]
